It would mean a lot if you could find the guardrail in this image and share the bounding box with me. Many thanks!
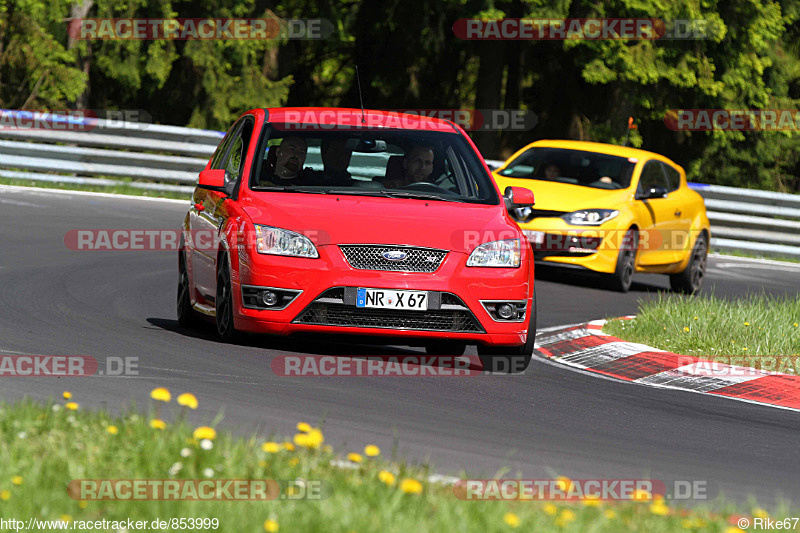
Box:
[2,113,798,258]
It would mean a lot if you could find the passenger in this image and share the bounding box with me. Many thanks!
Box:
[259,136,309,186]
[318,137,354,186]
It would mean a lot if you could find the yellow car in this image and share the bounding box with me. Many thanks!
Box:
[493,140,710,293]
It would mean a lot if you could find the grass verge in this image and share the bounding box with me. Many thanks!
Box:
[0,177,191,200]
[604,292,800,372]
[0,393,789,532]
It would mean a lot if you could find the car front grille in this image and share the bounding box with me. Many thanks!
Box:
[339,245,447,273]
[292,288,484,333]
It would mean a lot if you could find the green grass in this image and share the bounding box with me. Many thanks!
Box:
[710,248,800,264]
[0,176,191,200]
[604,293,800,372]
[0,397,790,532]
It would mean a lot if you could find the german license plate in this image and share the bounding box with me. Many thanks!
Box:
[523,230,545,244]
[356,288,428,311]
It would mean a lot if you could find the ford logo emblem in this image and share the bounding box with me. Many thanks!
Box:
[382,250,407,261]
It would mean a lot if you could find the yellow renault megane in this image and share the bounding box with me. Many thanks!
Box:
[493,140,710,293]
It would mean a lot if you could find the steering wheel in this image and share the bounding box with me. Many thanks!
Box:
[400,182,457,194]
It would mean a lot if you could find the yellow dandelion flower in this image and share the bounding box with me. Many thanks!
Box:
[582,495,601,507]
[283,442,295,451]
[793,323,798,327]
[503,512,521,528]
[193,426,216,440]
[263,519,279,532]
[177,393,198,409]
[744,322,750,326]
[11,476,22,486]
[149,419,167,430]
[752,508,769,519]
[106,425,118,435]
[604,510,616,519]
[59,515,72,523]
[0,490,9,501]
[631,489,652,501]
[65,402,79,411]
[150,387,171,402]
[399,478,423,494]
[296,422,312,433]
[294,428,323,449]
[78,501,88,510]
[378,470,396,485]
[62,391,72,400]
[262,442,281,453]
[555,509,576,527]
[724,527,745,533]
[543,503,558,515]
[293,433,310,448]
[364,445,380,457]
[684,326,690,332]
[694,316,699,320]
[650,502,669,515]
[289,458,299,466]
[347,453,363,463]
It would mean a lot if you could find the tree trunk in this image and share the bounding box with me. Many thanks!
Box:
[68,0,94,109]
[473,41,505,158]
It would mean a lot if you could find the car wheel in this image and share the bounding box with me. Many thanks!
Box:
[424,340,468,356]
[670,232,708,295]
[607,228,638,293]
[215,253,238,341]
[177,249,199,328]
[477,292,536,373]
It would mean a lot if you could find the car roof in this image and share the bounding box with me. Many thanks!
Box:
[526,140,681,167]
[260,107,460,133]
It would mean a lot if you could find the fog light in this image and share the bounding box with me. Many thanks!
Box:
[497,303,515,319]
[262,291,279,306]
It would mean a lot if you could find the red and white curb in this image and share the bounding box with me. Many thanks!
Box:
[534,318,800,412]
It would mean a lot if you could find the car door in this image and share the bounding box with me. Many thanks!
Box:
[190,120,244,300]
[632,160,684,265]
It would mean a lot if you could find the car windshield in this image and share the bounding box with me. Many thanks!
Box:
[497,147,636,190]
[249,125,499,204]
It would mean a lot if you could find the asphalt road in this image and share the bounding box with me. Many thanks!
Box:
[1,186,799,508]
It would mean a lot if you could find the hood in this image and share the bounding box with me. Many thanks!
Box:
[240,192,516,254]
[494,175,633,213]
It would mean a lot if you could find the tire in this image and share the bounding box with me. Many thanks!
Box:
[477,292,536,373]
[606,228,638,293]
[215,253,238,341]
[424,340,468,356]
[670,232,708,295]
[177,249,199,328]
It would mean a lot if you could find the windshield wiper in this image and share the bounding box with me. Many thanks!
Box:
[380,191,462,202]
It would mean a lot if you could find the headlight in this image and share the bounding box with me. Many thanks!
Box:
[562,209,619,226]
[467,239,521,268]
[254,225,318,258]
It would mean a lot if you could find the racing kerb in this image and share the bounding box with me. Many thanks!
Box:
[534,319,800,412]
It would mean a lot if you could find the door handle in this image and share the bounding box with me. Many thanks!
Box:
[194,203,205,212]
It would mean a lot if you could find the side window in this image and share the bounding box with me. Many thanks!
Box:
[661,163,681,192]
[210,124,238,170]
[638,161,668,194]
[215,117,255,184]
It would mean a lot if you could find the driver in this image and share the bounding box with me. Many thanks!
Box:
[259,136,309,186]
[382,144,434,188]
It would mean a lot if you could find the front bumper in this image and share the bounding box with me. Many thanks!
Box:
[519,218,622,274]
[232,244,533,346]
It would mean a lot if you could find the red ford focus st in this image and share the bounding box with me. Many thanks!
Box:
[178,108,536,371]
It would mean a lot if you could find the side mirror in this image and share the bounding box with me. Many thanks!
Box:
[198,169,235,197]
[504,186,535,223]
[635,185,668,200]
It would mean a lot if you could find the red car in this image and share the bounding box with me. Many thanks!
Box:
[177,108,536,371]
